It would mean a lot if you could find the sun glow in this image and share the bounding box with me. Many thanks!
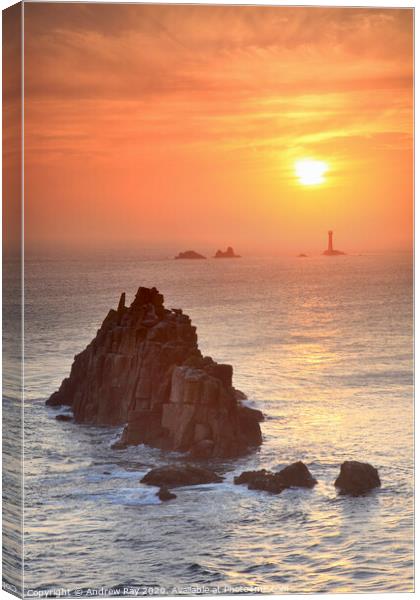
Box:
[295,159,329,186]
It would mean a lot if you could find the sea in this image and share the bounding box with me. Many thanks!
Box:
[3,252,414,595]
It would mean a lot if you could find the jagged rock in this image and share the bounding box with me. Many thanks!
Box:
[141,465,223,487]
[157,486,177,501]
[55,414,73,422]
[234,462,317,494]
[46,286,262,458]
[239,405,264,423]
[214,246,241,258]
[175,250,206,259]
[47,378,73,407]
[334,461,381,495]
[117,292,126,313]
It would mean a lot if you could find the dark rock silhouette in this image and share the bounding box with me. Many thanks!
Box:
[334,461,381,495]
[214,246,241,258]
[46,286,262,458]
[276,461,317,487]
[298,253,308,258]
[55,414,72,422]
[175,250,206,260]
[323,230,345,256]
[238,405,264,423]
[234,461,317,494]
[141,465,223,487]
[157,486,177,501]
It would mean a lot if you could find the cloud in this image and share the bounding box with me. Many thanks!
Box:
[24,4,412,100]
[24,4,413,183]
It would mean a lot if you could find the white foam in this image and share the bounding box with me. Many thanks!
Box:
[86,468,145,483]
[107,486,161,506]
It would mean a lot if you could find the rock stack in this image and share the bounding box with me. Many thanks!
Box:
[175,250,206,259]
[334,461,381,495]
[47,286,263,458]
[214,246,241,258]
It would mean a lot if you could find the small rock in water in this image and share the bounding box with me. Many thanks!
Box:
[234,469,286,494]
[55,414,73,422]
[248,472,286,494]
[234,461,317,494]
[157,486,177,501]
[141,465,223,487]
[334,460,381,495]
[234,469,270,486]
[277,461,318,488]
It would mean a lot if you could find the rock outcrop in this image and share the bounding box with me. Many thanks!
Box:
[234,461,317,494]
[175,250,206,259]
[334,461,381,495]
[275,461,317,488]
[141,465,223,487]
[157,486,177,501]
[55,414,72,422]
[214,246,241,258]
[46,286,262,458]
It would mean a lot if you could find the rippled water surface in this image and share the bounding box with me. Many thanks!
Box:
[5,253,414,594]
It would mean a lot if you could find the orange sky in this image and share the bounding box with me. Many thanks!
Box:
[23,3,413,255]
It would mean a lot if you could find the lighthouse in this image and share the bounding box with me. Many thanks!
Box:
[328,230,333,253]
[323,230,345,256]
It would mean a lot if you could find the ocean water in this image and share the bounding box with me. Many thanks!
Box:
[4,252,414,594]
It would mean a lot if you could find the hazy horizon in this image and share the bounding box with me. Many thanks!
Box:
[20,239,413,261]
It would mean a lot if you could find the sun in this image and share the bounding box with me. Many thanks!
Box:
[295,158,329,186]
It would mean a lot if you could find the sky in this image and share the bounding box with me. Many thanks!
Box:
[22,3,413,255]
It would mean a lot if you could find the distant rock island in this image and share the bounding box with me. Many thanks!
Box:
[214,246,241,258]
[322,230,346,256]
[47,286,262,458]
[298,253,308,258]
[175,250,206,260]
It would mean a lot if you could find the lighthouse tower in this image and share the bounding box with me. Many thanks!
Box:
[323,230,345,256]
[328,230,333,253]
